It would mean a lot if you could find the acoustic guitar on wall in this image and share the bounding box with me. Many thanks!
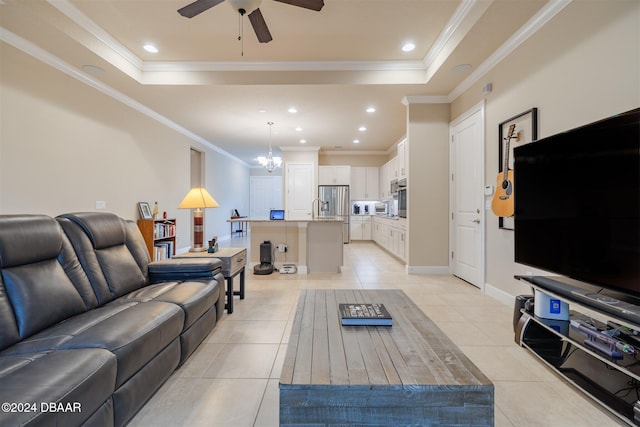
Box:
[492,123,517,217]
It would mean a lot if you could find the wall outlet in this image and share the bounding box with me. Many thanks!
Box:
[95,200,106,209]
[277,243,287,253]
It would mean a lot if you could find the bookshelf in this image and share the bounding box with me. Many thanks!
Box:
[137,218,176,261]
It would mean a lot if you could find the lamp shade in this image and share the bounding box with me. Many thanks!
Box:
[178,187,219,209]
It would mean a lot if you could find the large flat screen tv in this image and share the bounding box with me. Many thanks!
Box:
[514,108,640,297]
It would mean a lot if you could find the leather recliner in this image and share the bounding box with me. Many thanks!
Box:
[0,212,224,427]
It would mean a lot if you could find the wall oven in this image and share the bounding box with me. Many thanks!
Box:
[398,188,407,218]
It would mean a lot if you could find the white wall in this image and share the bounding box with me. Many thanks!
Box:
[0,43,249,248]
[451,0,640,299]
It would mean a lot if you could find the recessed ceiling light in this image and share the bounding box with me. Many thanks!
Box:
[82,65,105,75]
[401,42,415,52]
[295,127,303,132]
[452,63,472,74]
[353,139,360,144]
[358,126,367,132]
[258,109,267,113]
[143,44,159,53]
[299,139,307,144]
[288,107,297,114]
[366,107,376,113]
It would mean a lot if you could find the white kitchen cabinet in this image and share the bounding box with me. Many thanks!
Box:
[351,167,379,200]
[319,166,351,185]
[350,216,372,241]
[397,139,407,180]
[372,216,406,261]
[379,162,389,199]
[362,217,372,240]
[350,216,363,240]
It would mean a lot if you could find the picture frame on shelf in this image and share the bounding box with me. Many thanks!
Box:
[138,202,153,220]
[497,108,538,230]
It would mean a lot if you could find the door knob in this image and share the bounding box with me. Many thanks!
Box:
[473,219,481,224]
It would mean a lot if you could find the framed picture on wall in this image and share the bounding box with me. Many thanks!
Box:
[138,202,153,220]
[497,108,538,230]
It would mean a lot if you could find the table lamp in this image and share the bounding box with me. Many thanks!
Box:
[178,187,219,252]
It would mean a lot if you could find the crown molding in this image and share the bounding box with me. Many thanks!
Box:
[321,150,388,156]
[401,96,450,105]
[422,0,477,69]
[48,0,143,72]
[0,26,250,168]
[447,0,573,102]
[143,60,427,73]
[280,146,321,152]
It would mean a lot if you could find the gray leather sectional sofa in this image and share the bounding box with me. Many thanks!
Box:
[0,212,225,427]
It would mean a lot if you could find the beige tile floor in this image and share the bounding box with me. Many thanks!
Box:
[129,240,624,426]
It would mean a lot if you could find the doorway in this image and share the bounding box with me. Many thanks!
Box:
[449,102,485,288]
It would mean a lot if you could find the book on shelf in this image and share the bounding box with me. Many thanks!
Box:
[154,221,176,239]
[154,241,174,260]
[339,303,392,326]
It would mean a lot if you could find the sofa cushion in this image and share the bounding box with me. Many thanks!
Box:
[0,349,116,427]
[61,212,127,250]
[0,215,62,268]
[57,214,148,303]
[3,260,86,339]
[112,279,220,329]
[3,301,184,387]
[0,215,87,348]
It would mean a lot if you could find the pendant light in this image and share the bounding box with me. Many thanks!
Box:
[257,121,282,173]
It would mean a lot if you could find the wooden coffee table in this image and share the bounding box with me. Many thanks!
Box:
[279,289,494,426]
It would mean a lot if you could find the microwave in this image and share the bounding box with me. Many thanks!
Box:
[375,203,387,215]
[390,179,399,194]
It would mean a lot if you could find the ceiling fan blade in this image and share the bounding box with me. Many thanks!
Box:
[248,8,273,43]
[273,0,324,12]
[178,0,225,18]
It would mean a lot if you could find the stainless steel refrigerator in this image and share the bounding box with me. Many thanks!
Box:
[318,185,350,243]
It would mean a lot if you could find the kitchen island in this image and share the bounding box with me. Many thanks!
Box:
[228,217,344,274]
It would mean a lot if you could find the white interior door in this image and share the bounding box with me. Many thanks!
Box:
[286,162,314,220]
[450,104,485,288]
[250,176,282,219]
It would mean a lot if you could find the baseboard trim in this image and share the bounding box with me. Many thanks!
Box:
[406,266,451,275]
[484,282,515,307]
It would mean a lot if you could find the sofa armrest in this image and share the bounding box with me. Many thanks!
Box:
[149,258,222,282]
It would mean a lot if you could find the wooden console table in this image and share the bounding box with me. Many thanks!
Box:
[280,289,494,426]
[175,247,246,314]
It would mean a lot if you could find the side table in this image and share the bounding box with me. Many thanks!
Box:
[175,247,246,314]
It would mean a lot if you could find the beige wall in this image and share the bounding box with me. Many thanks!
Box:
[451,0,640,299]
[0,43,250,248]
[319,153,388,167]
[405,103,450,270]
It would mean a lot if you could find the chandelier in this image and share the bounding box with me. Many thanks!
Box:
[257,121,282,173]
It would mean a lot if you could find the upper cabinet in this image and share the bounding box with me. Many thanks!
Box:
[397,139,407,180]
[379,161,390,200]
[319,165,351,186]
[351,167,379,200]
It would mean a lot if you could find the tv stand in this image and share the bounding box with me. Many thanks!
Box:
[515,276,640,426]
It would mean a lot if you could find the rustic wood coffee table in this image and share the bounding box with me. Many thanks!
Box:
[279,289,494,426]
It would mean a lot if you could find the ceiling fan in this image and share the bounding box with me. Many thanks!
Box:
[178,0,325,43]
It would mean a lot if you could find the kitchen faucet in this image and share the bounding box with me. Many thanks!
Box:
[311,198,328,219]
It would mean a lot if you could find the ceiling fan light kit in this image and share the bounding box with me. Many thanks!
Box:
[178,0,324,44]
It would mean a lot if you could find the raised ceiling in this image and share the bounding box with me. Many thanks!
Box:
[1,0,557,166]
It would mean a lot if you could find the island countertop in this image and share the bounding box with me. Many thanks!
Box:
[228,217,344,223]
[232,218,344,274]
